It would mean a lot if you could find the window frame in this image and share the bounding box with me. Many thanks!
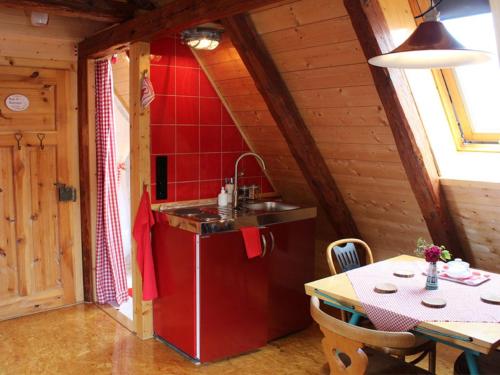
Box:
[410,0,500,152]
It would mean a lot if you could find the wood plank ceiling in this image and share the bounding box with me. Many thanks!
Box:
[196,0,432,263]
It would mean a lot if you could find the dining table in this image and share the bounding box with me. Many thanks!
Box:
[304,255,500,375]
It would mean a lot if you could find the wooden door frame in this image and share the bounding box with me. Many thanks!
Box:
[78,44,153,338]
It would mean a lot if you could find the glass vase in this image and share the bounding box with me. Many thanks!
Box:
[426,262,438,290]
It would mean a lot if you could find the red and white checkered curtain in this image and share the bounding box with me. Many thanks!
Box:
[95,59,128,305]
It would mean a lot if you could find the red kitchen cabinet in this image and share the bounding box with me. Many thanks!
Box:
[152,214,316,363]
[199,231,268,362]
[152,223,197,357]
[265,219,316,341]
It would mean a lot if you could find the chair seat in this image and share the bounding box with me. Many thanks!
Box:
[320,348,432,375]
[361,317,435,357]
[365,347,432,375]
[454,350,500,375]
[379,334,435,356]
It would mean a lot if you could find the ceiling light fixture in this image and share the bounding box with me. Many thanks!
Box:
[181,28,222,51]
[368,0,492,69]
[30,11,49,27]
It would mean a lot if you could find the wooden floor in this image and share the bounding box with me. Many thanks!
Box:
[0,304,460,374]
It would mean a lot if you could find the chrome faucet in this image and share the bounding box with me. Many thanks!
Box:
[233,152,266,209]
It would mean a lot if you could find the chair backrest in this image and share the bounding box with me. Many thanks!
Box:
[326,238,373,275]
[310,296,416,374]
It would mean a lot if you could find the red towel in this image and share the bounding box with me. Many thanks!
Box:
[132,189,158,300]
[240,227,262,259]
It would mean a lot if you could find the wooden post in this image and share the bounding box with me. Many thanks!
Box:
[344,0,466,260]
[129,42,153,339]
[223,14,360,238]
[78,57,95,302]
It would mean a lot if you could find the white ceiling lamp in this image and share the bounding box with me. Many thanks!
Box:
[368,0,492,69]
[30,11,49,27]
[181,28,222,51]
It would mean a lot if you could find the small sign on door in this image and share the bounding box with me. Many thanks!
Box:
[5,94,30,112]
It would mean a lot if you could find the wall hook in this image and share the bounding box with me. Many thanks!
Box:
[14,133,22,150]
[0,109,12,120]
[37,133,45,150]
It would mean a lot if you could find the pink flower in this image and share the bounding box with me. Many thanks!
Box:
[424,246,441,263]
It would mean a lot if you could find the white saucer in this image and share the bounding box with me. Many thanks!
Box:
[445,269,472,279]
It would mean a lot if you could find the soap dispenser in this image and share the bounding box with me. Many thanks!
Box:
[217,187,228,207]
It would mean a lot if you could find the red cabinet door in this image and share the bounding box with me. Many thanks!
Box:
[266,219,316,341]
[152,223,197,358]
[199,230,268,362]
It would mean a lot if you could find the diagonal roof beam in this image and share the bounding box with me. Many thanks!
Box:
[78,0,285,59]
[0,0,138,23]
[344,0,466,260]
[222,14,360,238]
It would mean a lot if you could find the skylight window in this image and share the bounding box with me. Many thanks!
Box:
[441,12,500,144]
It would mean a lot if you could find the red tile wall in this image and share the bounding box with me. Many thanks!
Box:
[150,37,273,203]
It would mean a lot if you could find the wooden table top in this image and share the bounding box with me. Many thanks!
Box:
[305,255,500,354]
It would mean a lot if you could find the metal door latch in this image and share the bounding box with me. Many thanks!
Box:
[54,183,77,202]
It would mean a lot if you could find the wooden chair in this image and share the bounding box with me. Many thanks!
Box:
[453,349,500,374]
[324,238,436,373]
[326,238,374,275]
[311,296,432,374]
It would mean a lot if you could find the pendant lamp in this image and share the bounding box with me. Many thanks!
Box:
[368,2,492,69]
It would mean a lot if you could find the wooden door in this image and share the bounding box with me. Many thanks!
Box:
[0,65,81,320]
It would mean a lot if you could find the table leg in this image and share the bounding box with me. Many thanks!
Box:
[348,312,362,326]
[465,351,480,375]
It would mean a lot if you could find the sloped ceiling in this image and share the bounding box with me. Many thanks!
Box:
[196,0,431,270]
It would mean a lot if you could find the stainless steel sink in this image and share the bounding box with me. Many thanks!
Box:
[244,201,299,212]
[161,200,316,234]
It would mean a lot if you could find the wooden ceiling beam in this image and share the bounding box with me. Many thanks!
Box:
[344,0,467,260]
[222,14,360,238]
[78,0,284,59]
[0,0,138,23]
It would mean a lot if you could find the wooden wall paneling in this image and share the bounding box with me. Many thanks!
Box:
[257,17,356,54]
[251,0,347,34]
[0,8,109,63]
[222,13,360,238]
[271,40,366,72]
[129,42,153,339]
[0,147,17,299]
[0,0,136,22]
[343,0,466,260]
[441,179,500,272]
[0,8,107,42]
[281,63,373,90]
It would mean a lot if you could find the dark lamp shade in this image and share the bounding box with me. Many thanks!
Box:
[368,21,492,69]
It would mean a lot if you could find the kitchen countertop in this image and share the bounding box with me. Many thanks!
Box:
[155,200,317,234]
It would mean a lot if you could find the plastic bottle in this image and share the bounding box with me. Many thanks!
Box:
[225,177,234,203]
[217,187,228,207]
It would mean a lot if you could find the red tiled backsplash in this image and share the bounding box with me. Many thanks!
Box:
[150,37,273,203]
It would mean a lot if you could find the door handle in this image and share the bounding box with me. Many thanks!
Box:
[260,234,267,257]
[269,231,275,254]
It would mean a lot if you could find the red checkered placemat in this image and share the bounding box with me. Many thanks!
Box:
[346,259,500,331]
